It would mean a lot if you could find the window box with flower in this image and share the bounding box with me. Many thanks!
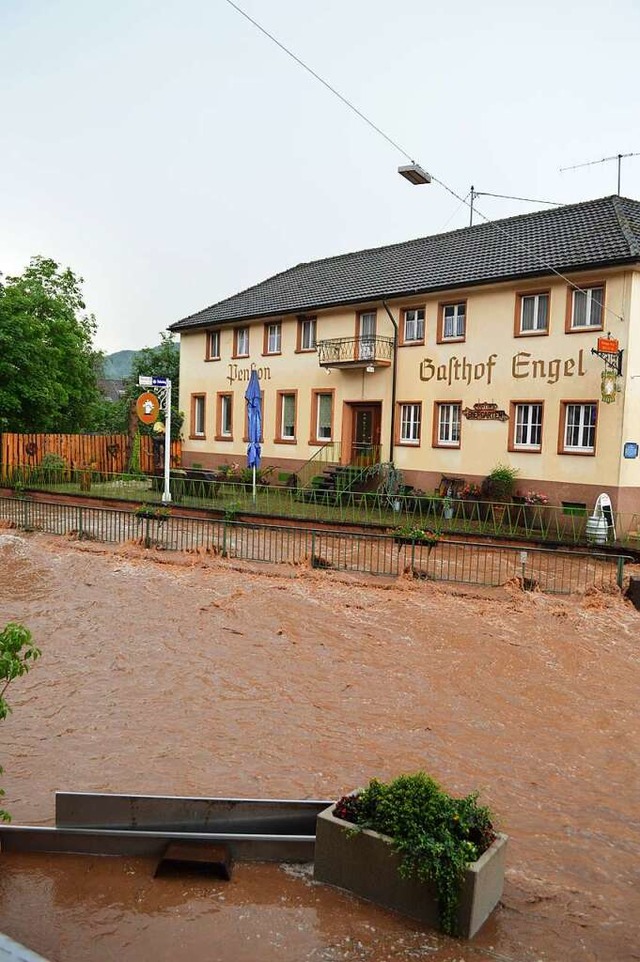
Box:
[393,525,440,548]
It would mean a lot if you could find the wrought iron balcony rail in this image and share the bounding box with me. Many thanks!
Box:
[317,335,395,367]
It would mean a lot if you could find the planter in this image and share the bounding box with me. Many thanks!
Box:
[314,803,507,938]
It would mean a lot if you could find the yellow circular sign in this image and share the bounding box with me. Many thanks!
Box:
[136,391,160,425]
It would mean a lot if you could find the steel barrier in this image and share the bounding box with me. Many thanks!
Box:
[0,496,627,594]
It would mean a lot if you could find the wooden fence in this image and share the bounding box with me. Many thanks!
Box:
[0,433,182,477]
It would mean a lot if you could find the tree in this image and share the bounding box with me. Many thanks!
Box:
[0,622,41,822]
[109,332,182,441]
[0,257,103,433]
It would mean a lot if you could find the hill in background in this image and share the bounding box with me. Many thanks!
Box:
[102,341,178,380]
[102,350,137,379]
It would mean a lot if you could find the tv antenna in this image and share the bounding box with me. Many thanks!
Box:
[468,188,563,226]
[559,152,640,195]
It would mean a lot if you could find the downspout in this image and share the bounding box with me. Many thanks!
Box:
[382,301,398,465]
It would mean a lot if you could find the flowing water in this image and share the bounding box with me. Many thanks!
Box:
[0,530,638,961]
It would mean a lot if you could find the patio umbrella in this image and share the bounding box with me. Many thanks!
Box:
[244,369,262,503]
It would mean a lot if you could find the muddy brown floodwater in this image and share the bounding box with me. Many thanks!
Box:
[0,530,638,962]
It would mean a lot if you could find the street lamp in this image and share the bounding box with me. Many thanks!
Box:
[398,163,432,186]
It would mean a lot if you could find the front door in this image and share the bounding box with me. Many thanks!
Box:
[351,404,381,465]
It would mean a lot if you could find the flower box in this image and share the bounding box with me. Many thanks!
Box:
[314,802,507,939]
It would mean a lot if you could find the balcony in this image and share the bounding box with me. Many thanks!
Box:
[316,336,394,369]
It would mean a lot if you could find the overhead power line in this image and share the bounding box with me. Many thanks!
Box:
[223,0,625,325]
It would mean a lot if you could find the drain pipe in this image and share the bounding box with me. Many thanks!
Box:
[382,301,398,465]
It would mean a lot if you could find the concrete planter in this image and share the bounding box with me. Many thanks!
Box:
[314,803,507,938]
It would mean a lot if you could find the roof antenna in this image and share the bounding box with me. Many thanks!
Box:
[560,152,640,196]
[468,188,563,226]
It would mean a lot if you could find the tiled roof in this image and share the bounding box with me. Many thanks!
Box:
[171,195,640,331]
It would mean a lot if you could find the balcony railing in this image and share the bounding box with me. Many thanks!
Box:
[317,335,394,368]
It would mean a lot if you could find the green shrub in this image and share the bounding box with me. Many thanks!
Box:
[336,772,496,935]
[482,463,519,502]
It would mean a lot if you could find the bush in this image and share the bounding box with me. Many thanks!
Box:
[335,772,496,935]
[482,463,519,502]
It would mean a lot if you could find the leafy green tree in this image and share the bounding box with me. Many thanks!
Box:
[110,332,182,440]
[0,622,41,822]
[0,257,103,432]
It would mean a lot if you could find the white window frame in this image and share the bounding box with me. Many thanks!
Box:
[220,394,233,437]
[441,303,466,340]
[403,309,425,343]
[399,403,421,444]
[514,402,542,450]
[235,327,249,357]
[280,393,296,441]
[207,330,220,359]
[563,403,597,453]
[316,393,332,441]
[571,287,604,329]
[301,317,316,351]
[266,323,281,354]
[437,403,461,446]
[519,293,549,333]
[193,395,205,437]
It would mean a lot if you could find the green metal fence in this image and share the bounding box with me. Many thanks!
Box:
[3,463,640,548]
[0,496,627,594]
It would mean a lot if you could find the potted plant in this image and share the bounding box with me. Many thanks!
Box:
[518,490,549,531]
[393,525,439,547]
[481,463,519,525]
[460,483,482,521]
[314,772,507,939]
[134,503,171,547]
[481,463,519,503]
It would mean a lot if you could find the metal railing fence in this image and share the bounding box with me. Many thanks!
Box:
[295,441,342,490]
[0,496,627,594]
[3,464,640,548]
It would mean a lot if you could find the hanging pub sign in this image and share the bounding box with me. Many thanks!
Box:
[597,336,619,354]
[600,370,620,404]
[136,391,160,424]
[462,402,509,422]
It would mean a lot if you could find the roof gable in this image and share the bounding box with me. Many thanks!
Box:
[171,195,640,332]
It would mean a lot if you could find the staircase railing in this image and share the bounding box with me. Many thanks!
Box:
[295,441,342,490]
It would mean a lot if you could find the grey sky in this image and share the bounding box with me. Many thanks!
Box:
[2,0,639,355]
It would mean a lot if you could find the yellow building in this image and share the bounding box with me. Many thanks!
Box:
[170,195,640,514]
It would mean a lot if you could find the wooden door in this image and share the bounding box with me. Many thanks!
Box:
[351,405,381,465]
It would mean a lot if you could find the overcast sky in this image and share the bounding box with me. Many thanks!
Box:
[2,0,639,355]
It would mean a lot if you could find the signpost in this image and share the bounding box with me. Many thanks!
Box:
[138,376,172,503]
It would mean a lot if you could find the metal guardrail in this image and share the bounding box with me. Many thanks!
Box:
[295,441,342,490]
[4,464,640,547]
[0,496,627,594]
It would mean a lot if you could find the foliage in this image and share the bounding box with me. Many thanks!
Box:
[481,463,519,502]
[394,525,439,545]
[519,490,549,506]
[37,452,67,483]
[0,257,103,432]
[134,504,171,521]
[334,772,496,936]
[0,622,41,822]
[460,483,481,499]
[363,462,406,501]
[222,501,241,521]
[216,463,275,486]
[101,333,182,439]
